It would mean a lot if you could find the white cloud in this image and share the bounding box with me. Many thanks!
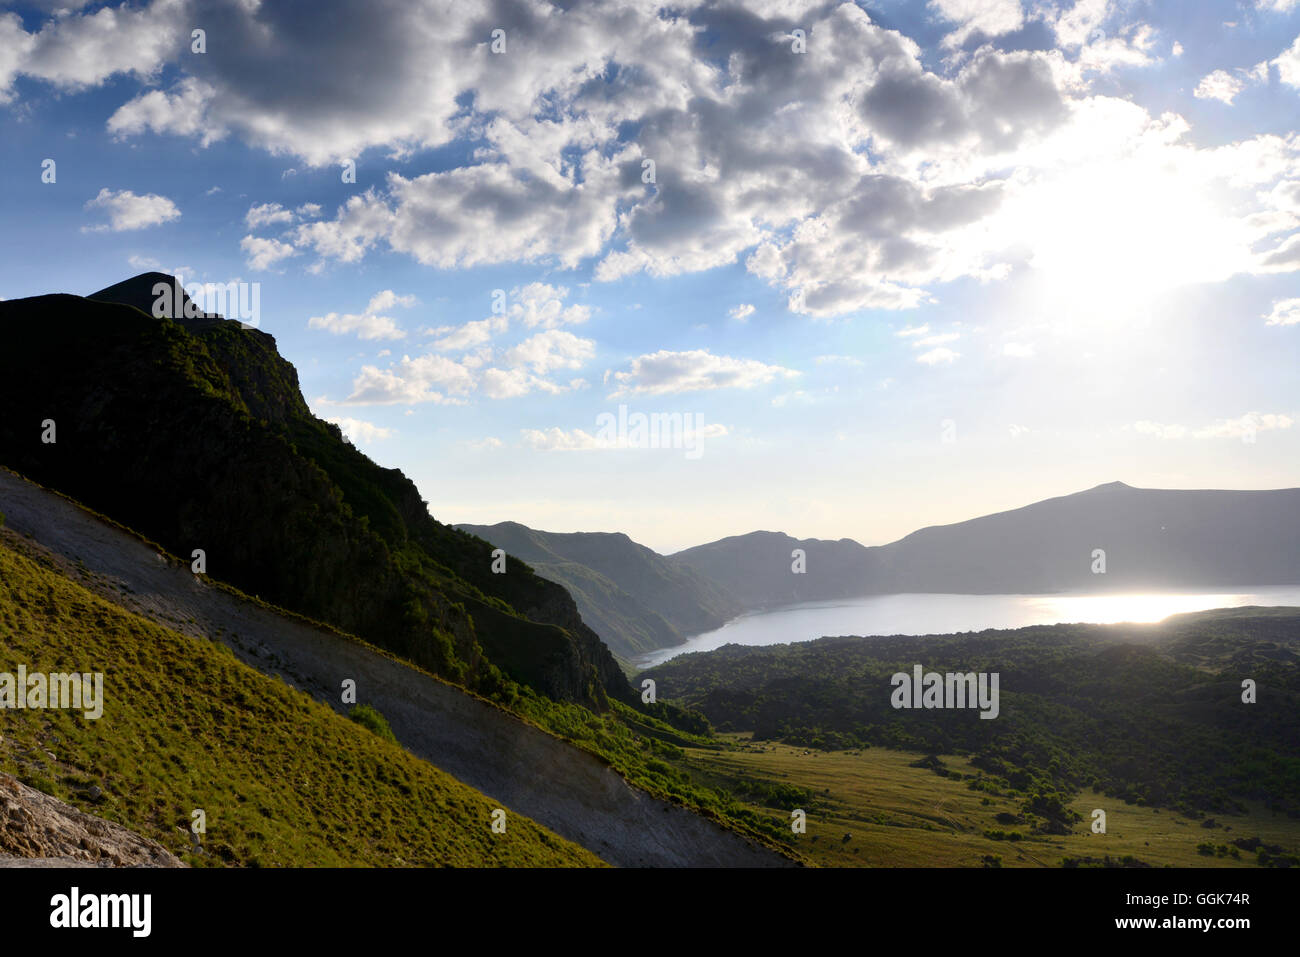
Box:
[246,202,294,229]
[327,416,395,444]
[1275,34,1300,88]
[342,354,475,405]
[916,347,961,365]
[1002,341,1035,357]
[728,303,756,322]
[931,0,1024,48]
[107,77,221,145]
[521,427,604,451]
[4,0,186,101]
[366,290,416,313]
[1133,412,1294,439]
[308,290,414,341]
[480,368,582,400]
[240,235,296,271]
[1194,70,1245,104]
[508,283,592,329]
[429,315,507,352]
[896,325,932,338]
[1264,297,1300,325]
[334,300,591,403]
[7,0,1297,320]
[502,330,595,375]
[82,187,179,232]
[609,349,798,398]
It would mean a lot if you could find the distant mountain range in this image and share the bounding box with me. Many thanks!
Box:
[457,522,740,657]
[469,482,1300,657]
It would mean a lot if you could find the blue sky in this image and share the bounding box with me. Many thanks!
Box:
[2,0,1298,552]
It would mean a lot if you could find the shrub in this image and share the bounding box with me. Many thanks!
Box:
[347,704,399,745]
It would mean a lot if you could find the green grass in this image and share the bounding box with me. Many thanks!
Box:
[0,535,602,867]
[683,736,1300,868]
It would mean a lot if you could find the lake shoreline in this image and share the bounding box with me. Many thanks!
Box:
[632,586,1300,669]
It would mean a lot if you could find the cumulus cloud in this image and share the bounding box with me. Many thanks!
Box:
[502,330,595,375]
[308,290,414,341]
[240,235,296,271]
[4,0,186,102]
[930,0,1025,48]
[9,0,1300,318]
[1275,34,1300,88]
[245,202,295,229]
[1264,297,1300,325]
[1195,69,1246,104]
[327,416,395,444]
[429,315,507,352]
[608,349,798,398]
[342,353,475,404]
[82,187,179,231]
[728,303,756,322]
[333,296,594,403]
[916,346,961,365]
[508,283,592,329]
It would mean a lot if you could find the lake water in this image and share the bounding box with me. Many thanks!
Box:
[632,587,1300,668]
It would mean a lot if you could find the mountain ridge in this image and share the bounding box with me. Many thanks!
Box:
[472,479,1300,655]
[0,287,629,710]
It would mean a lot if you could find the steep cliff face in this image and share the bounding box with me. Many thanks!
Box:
[0,286,631,709]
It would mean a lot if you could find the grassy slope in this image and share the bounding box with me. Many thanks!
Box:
[0,535,601,867]
[685,737,1300,868]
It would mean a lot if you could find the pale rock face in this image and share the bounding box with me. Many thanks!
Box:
[0,773,184,868]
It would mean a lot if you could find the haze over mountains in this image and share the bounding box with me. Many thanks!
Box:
[456,522,740,657]
[469,482,1300,657]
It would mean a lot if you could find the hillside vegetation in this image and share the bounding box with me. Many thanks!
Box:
[0,531,602,867]
[642,610,1300,826]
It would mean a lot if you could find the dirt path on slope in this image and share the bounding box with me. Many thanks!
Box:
[0,468,793,867]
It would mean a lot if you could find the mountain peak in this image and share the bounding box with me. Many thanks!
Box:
[89,272,219,320]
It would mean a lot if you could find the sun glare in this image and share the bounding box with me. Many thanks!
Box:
[1027,592,1256,624]
[999,151,1253,330]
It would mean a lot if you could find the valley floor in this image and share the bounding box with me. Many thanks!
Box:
[685,736,1300,868]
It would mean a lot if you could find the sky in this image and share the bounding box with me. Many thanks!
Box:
[1,0,1298,553]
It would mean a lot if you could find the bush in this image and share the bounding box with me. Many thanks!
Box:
[347,704,399,745]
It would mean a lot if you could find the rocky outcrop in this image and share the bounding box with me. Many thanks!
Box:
[0,774,184,868]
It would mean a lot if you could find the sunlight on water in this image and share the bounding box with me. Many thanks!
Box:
[634,587,1300,669]
[1023,592,1254,624]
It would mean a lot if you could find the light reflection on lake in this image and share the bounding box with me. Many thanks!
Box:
[633,587,1300,669]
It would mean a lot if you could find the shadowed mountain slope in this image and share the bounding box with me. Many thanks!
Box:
[0,285,628,709]
[458,521,740,658]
